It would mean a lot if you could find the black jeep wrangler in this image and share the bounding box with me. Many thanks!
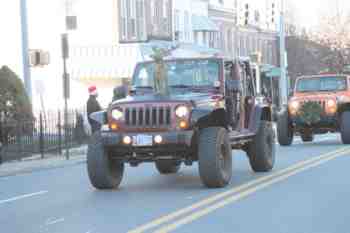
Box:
[87,56,275,189]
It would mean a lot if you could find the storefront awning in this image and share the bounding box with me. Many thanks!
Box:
[261,65,281,78]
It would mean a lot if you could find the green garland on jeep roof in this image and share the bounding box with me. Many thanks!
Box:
[299,101,323,125]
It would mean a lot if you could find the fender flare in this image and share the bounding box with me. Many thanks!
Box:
[249,105,272,134]
[190,108,214,127]
[90,110,108,125]
[190,107,226,129]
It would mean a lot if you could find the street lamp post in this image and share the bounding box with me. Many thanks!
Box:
[234,0,239,58]
[20,0,32,102]
[62,0,72,160]
[279,0,288,109]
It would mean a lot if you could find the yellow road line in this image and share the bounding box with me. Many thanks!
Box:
[127,147,350,233]
[154,149,350,233]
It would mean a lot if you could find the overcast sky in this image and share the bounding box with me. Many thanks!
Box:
[287,0,350,29]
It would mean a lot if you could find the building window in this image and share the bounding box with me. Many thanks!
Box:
[236,35,240,56]
[268,42,273,64]
[215,32,219,48]
[240,36,244,56]
[203,32,208,46]
[129,0,136,38]
[258,39,261,53]
[120,0,128,40]
[247,36,251,55]
[163,0,170,34]
[175,10,180,31]
[227,29,232,53]
[245,36,248,56]
[194,31,199,44]
[175,9,180,39]
[184,11,190,41]
[163,0,168,18]
[220,31,224,49]
[209,32,216,48]
[136,0,145,39]
[262,40,268,63]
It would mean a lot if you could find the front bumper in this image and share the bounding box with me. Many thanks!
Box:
[100,130,194,155]
[290,114,338,130]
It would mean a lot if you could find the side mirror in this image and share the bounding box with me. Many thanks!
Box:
[214,80,221,89]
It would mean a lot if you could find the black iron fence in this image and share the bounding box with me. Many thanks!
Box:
[0,109,89,163]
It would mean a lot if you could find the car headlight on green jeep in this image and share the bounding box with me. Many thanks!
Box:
[111,108,124,120]
[175,105,189,118]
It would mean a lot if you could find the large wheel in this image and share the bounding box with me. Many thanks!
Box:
[301,133,314,142]
[277,111,294,146]
[155,160,181,174]
[247,121,276,172]
[198,127,232,188]
[340,111,350,144]
[87,132,124,189]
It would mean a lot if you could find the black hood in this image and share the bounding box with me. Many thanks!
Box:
[112,91,215,106]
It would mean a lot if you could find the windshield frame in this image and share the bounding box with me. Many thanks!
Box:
[295,75,349,93]
[131,57,224,91]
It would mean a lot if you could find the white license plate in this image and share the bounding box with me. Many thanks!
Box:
[132,135,153,146]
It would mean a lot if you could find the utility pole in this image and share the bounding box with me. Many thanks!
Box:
[234,0,239,58]
[62,34,70,160]
[279,0,288,109]
[62,0,72,160]
[20,0,32,102]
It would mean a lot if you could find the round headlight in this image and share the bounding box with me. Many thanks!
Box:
[175,105,189,118]
[111,109,123,120]
[290,100,299,109]
[327,99,336,108]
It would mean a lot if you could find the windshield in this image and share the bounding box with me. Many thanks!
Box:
[133,59,220,89]
[296,76,347,92]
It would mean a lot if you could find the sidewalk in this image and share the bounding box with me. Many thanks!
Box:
[0,145,87,177]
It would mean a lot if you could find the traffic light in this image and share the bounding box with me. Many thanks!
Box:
[271,2,275,24]
[66,15,77,31]
[29,50,50,67]
[244,3,249,25]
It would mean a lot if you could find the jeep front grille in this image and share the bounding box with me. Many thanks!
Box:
[301,100,326,112]
[124,106,172,127]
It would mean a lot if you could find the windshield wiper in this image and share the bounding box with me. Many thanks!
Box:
[319,89,339,92]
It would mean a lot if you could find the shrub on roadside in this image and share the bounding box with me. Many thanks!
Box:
[0,66,33,145]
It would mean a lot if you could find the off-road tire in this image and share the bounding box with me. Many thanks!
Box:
[340,111,350,144]
[198,127,232,188]
[155,160,181,174]
[301,133,314,142]
[277,111,294,146]
[248,121,275,172]
[87,132,124,189]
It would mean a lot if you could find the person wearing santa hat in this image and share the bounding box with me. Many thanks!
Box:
[86,85,102,133]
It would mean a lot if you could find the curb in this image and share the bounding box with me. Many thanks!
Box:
[0,156,87,178]
[0,146,88,178]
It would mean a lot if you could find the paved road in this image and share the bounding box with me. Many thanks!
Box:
[1,134,349,233]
